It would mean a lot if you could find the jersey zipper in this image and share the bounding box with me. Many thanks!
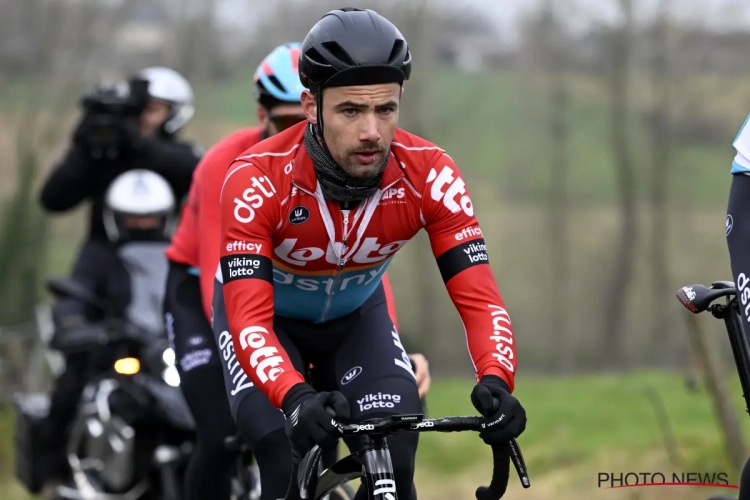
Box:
[319,207,350,322]
[293,179,400,323]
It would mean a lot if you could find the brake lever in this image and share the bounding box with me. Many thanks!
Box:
[508,438,530,488]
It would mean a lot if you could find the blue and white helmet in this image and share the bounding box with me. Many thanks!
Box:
[253,43,306,108]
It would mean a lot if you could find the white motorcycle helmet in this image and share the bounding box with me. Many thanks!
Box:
[139,66,195,135]
[103,169,177,243]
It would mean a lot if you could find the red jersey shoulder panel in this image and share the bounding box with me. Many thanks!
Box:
[221,123,306,212]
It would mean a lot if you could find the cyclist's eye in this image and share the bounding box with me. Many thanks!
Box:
[378,107,395,115]
[342,108,358,117]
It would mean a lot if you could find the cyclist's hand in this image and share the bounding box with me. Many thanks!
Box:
[281,382,351,459]
[471,375,526,445]
[409,353,431,398]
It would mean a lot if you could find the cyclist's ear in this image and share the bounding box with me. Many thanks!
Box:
[301,90,317,124]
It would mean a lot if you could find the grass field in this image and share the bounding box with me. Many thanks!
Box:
[1,371,747,499]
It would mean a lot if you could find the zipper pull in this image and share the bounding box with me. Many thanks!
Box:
[340,210,350,268]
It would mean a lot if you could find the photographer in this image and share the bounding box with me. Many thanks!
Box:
[40,66,200,239]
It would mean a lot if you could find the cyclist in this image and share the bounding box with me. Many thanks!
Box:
[213,8,527,500]
[726,113,750,500]
[163,43,429,500]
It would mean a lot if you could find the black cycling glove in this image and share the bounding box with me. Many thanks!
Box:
[281,382,351,460]
[471,375,526,445]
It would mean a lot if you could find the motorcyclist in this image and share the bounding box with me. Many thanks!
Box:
[37,169,177,499]
[163,43,431,500]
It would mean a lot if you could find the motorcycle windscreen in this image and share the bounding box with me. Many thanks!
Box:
[117,242,169,336]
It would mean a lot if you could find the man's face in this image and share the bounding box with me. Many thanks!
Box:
[121,215,163,230]
[302,83,401,178]
[258,103,306,136]
[139,99,171,136]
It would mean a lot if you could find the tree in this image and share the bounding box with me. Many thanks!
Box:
[536,1,573,371]
[599,0,638,368]
[0,2,127,324]
[647,1,674,358]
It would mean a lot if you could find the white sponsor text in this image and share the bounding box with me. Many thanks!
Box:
[455,226,482,241]
[274,237,407,267]
[357,392,401,412]
[218,330,254,396]
[488,305,514,373]
[226,241,263,253]
[233,175,276,223]
[426,165,474,217]
[238,326,284,384]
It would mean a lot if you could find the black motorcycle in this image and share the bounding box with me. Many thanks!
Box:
[15,277,196,500]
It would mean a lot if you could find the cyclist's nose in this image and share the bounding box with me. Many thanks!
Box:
[358,113,380,143]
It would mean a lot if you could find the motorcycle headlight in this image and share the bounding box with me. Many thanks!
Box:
[114,357,140,375]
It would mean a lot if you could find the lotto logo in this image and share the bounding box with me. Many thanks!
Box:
[274,237,408,266]
[238,326,284,384]
[233,176,276,223]
[426,165,474,217]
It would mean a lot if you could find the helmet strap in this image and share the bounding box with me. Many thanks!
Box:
[314,91,335,158]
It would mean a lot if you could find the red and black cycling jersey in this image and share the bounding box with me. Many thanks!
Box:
[165,126,401,329]
[218,121,516,408]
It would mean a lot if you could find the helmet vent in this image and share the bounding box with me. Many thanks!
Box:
[304,47,327,65]
[321,41,355,66]
[267,75,285,93]
[388,40,405,65]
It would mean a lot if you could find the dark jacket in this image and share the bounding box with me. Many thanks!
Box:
[40,138,200,241]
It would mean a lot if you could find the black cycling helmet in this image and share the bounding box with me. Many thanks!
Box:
[299,7,412,92]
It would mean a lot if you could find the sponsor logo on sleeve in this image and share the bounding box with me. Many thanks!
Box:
[454,226,483,241]
[237,326,284,384]
[426,165,473,217]
[219,254,273,284]
[488,304,514,373]
[226,241,263,253]
[233,175,276,223]
[218,330,254,396]
[435,237,490,283]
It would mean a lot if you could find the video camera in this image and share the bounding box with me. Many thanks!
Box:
[76,77,150,157]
